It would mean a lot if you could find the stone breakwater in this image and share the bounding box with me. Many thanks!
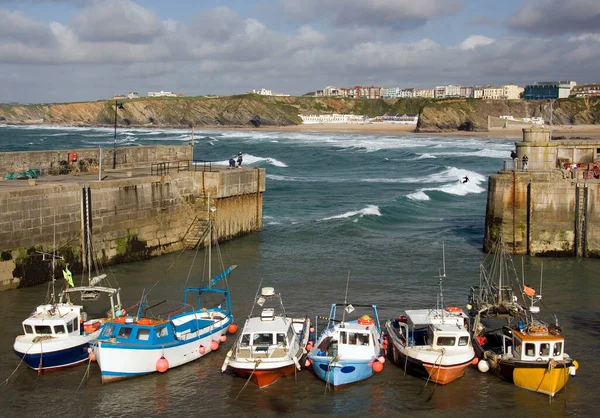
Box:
[0,145,265,290]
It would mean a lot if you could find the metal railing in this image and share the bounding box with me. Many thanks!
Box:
[151,160,217,176]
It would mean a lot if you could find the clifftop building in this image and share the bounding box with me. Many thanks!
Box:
[524,81,576,100]
[571,84,600,97]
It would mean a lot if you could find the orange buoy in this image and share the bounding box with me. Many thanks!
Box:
[305,359,312,368]
[156,356,169,373]
[210,340,219,351]
[378,356,386,364]
[471,357,479,365]
[219,335,227,343]
[228,323,239,334]
[199,345,206,354]
[372,361,384,373]
[445,306,463,313]
[89,352,97,362]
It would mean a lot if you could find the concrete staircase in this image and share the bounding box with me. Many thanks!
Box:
[183,218,209,250]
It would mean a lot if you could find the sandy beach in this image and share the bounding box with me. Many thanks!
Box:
[255,123,600,139]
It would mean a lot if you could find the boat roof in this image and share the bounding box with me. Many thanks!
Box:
[405,309,467,326]
[512,329,564,342]
[242,316,291,333]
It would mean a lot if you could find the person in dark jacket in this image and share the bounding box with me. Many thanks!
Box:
[237,152,243,168]
[522,154,529,170]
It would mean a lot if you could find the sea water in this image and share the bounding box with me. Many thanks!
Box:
[0,124,598,417]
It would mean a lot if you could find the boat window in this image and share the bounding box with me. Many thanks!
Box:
[348,333,357,345]
[73,319,79,332]
[539,343,550,357]
[436,336,456,346]
[67,320,73,333]
[24,324,33,334]
[525,343,535,357]
[553,342,562,356]
[339,331,347,344]
[54,325,66,334]
[155,326,169,338]
[137,328,150,341]
[102,324,115,337]
[357,333,370,346]
[276,333,286,346]
[34,325,52,334]
[253,333,273,345]
[458,336,469,346]
[513,337,522,355]
[118,327,132,339]
[240,334,250,347]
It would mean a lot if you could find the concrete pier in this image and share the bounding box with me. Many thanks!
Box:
[485,128,600,257]
[0,145,265,290]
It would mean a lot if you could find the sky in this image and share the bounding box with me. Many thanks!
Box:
[1,0,599,103]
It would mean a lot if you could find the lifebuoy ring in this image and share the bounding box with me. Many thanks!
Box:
[445,306,463,313]
[69,152,78,162]
[357,315,375,326]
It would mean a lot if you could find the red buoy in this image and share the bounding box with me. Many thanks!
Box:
[372,361,384,373]
[219,335,227,343]
[89,352,97,362]
[210,340,219,351]
[228,323,239,334]
[471,357,479,365]
[156,356,169,373]
[304,359,312,368]
[199,345,206,354]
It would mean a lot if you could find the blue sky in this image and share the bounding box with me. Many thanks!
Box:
[0,0,599,103]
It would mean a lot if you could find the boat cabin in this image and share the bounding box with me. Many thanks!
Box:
[97,319,175,346]
[237,313,297,360]
[398,309,471,349]
[22,304,83,337]
[504,327,565,362]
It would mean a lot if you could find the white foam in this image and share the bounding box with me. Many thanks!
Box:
[321,205,381,221]
[217,154,287,167]
[406,191,430,201]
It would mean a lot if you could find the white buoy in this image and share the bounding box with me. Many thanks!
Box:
[477,359,490,373]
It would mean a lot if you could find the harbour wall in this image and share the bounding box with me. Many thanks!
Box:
[485,127,600,256]
[0,145,192,174]
[0,146,265,290]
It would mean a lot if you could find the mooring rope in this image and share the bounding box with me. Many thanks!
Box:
[235,359,262,400]
[2,342,36,386]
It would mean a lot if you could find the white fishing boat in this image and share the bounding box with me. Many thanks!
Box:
[13,216,121,372]
[93,219,236,383]
[386,246,475,384]
[221,286,311,388]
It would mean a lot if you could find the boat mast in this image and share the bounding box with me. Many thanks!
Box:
[498,240,503,304]
[208,194,212,287]
[439,242,446,322]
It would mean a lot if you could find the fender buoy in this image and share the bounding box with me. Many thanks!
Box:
[199,345,206,354]
[219,335,227,343]
[372,361,384,372]
[445,306,463,313]
[210,340,219,351]
[156,356,169,373]
[227,323,238,334]
[358,315,375,326]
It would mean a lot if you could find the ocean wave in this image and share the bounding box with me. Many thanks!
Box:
[406,191,431,201]
[321,204,381,221]
[405,167,486,200]
[414,153,437,160]
[217,154,287,167]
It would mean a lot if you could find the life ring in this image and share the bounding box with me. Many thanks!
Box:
[69,152,78,162]
[358,315,375,326]
[137,318,155,326]
[445,306,463,313]
[111,317,127,323]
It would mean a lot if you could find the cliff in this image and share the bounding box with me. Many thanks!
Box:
[416,97,600,132]
[0,95,430,128]
[1,95,599,131]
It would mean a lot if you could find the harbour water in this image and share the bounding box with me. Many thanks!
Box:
[0,125,598,417]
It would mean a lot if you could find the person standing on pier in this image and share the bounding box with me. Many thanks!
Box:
[237,151,243,168]
[522,154,528,170]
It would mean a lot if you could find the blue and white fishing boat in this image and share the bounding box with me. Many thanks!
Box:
[93,220,236,383]
[307,303,384,388]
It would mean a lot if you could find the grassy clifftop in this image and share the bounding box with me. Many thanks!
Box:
[0,95,431,128]
[417,97,600,132]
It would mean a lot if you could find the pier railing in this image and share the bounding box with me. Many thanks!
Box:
[151,160,218,176]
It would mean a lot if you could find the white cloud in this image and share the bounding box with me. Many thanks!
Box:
[459,35,495,50]
[569,33,600,42]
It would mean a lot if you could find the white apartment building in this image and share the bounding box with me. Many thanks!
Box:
[148,91,177,97]
[300,114,368,124]
[502,84,524,100]
[434,86,447,99]
[414,88,435,98]
[127,92,139,99]
[399,88,415,98]
[483,86,504,100]
[251,88,272,96]
[460,86,474,98]
[382,87,401,98]
[473,87,484,99]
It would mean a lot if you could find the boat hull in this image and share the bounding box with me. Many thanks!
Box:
[96,321,231,383]
[390,343,471,385]
[498,359,572,397]
[231,364,297,388]
[14,343,90,371]
[310,357,374,388]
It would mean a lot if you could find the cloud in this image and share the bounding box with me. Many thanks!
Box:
[70,0,163,43]
[569,33,600,42]
[280,0,464,30]
[508,0,600,35]
[467,15,497,26]
[0,9,58,47]
[459,35,495,50]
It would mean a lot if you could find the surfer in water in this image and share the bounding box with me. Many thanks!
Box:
[462,176,469,184]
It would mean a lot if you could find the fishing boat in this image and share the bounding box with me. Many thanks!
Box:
[470,237,579,397]
[13,218,122,372]
[307,302,384,388]
[221,286,312,388]
[93,220,236,383]
[385,247,475,385]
